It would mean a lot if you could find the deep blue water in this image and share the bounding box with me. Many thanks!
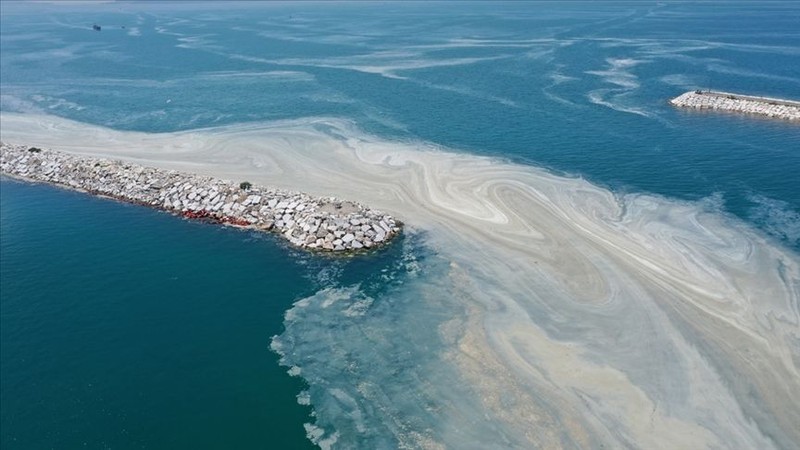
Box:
[2,2,798,245]
[2,2,799,448]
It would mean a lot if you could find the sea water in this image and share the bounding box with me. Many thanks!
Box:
[1,2,799,449]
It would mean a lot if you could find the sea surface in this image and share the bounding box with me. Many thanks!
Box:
[1,2,799,449]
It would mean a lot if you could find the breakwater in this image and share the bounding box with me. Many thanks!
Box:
[670,90,800,121]
[0,142,401,252]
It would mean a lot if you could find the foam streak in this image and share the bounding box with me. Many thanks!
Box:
[2,113,798,449]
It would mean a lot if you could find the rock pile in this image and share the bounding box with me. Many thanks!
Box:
[670,91,800,121]
[0,143,401,253]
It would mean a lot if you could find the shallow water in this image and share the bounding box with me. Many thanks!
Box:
[1,2,799,449]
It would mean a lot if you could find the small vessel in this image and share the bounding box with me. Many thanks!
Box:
[92,24,101,31]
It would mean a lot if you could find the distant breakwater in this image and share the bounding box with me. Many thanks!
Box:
[0,143,401,253]
[670,90,800,121]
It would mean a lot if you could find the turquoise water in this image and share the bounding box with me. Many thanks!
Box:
[1,178,420,448]
[2,2,799,448]
[1,179,319,448]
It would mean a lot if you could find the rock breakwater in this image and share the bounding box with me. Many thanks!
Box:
[670,90,800,121]
[0,142,401,253]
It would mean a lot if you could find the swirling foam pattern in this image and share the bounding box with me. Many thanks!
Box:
[2,113,798,449]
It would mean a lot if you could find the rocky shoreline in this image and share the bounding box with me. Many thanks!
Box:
[0,142,401,253]
[670,90,800,121]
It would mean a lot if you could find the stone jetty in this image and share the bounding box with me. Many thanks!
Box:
[0,143,401,253]
[670,90,800,121]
